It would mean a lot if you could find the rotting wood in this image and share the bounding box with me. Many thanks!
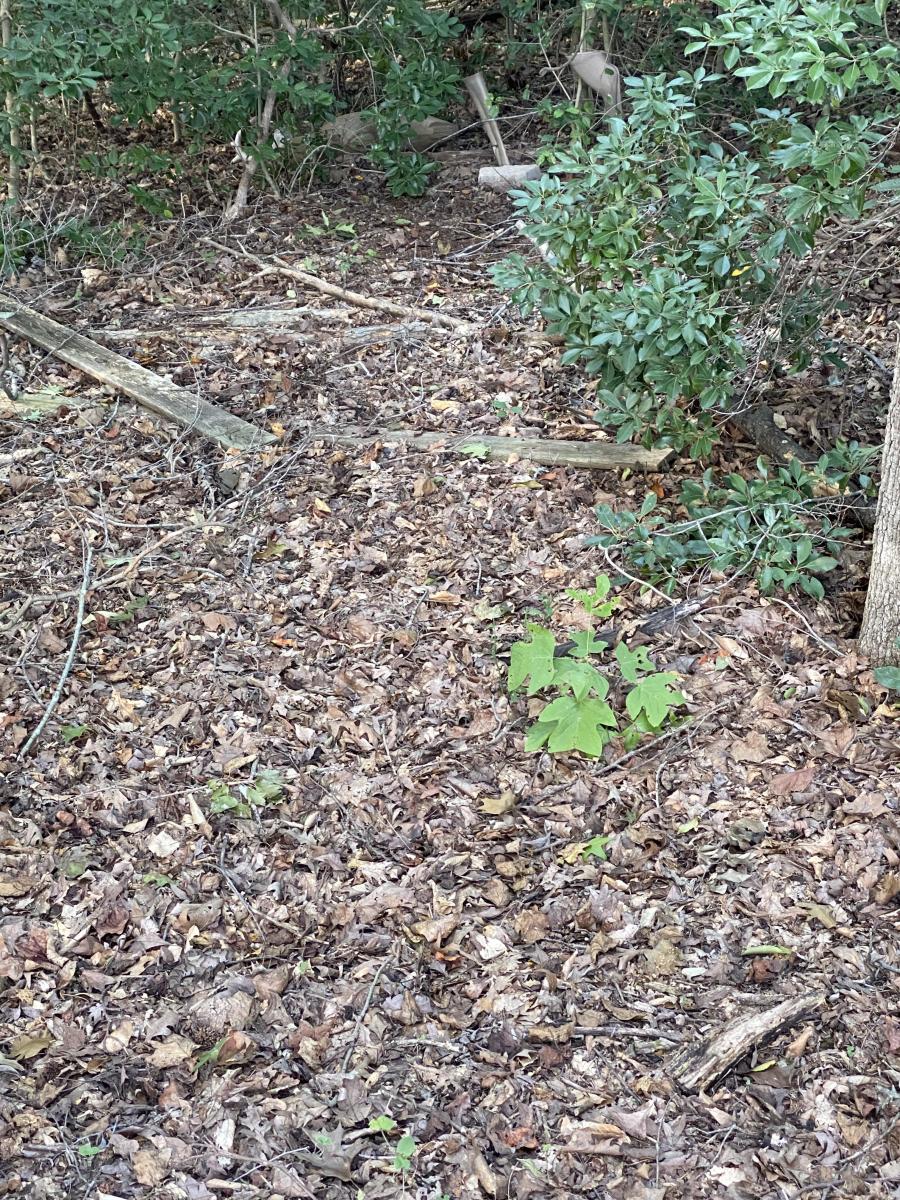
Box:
[97,319,436,351]
[0,292,275,452]
[668,992,826,1092]
[307,426,672,471]
[204,238,477,333]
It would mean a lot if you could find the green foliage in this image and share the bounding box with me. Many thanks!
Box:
[59,723,88,743]
[142,871,174,887]
[195,1037,227,1068]
[582,834,611,861]
[0,206,145,278]
[207,770,284,819]
[393,1133,417,1173]
[591,456,857,597]
[368,1116,417,1173]
[494,2,900,455]
[0,0,463,197]
[369,1115,397,1133]
[874,666,900,691]
[508,576,686,757]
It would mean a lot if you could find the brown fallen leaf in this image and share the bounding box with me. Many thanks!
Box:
[410,914,458,944]
[0,875,36,897]
[770,763,816,795]
[883,1015,900,1055]
[104,1019,135,1054]
[9,1033,54,1060]
[802,902,836,929]
[427,590,461,605]
[133,1147,171,1186]
[527,1022,573,1044]
[216,1030,256,1065]
[149,1035,198,1069]
[514,908,550,946]
[644,937,681,978]
[481,791,515,816]
[786,1024,815,1058]
[731,731,771,763]
[871,873,900,905]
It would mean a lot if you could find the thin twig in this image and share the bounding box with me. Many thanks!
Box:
[18,542,93,758]
[341,960,388,1072]
[596,702,731,779]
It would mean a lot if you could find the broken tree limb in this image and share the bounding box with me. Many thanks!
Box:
[203,238,476,333]
[668,992,826,1092]
[0,292,275,452]
[307,426,672,471]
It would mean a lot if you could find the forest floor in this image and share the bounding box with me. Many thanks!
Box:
[2,161,900,1200]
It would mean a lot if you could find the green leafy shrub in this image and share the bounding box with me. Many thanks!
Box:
[590,455,864,598]
[508,575,685,757]
[494,1,900,454]
[0,0,465,199]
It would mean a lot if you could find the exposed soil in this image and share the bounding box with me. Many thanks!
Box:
[2,170,900,1200]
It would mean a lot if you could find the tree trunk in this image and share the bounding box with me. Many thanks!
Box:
[859,335,900,666]
[1,0,20,206]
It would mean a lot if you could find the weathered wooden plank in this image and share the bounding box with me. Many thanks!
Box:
[309,426,673,471]
[0,292,275,451]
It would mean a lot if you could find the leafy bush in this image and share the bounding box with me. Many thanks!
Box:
[494,2,900,454]
[590,453,871,598]
[0,0,464,199]
[508,575,685,757]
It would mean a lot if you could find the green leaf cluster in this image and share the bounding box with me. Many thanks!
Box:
[589,455,864,597]
[494,4,900,456]
[507,576,686,758]
[207,769,284,819]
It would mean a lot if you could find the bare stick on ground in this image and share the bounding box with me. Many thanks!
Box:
[668,992,827,1092]
[312,426,672,471]
[0,292,275,451]
[18,542,93,759]
[204,239,476,333]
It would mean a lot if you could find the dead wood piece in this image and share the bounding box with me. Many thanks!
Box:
[309,426,672,471]
[322,112,460,153]
[668,992,826,1092]
[432,145,541,164]
[203,239,475,333]
[183,306,350,328]
[0,292,275,451]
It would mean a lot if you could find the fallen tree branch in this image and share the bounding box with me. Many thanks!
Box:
[96,307,354,341]
[204,238,476,332]
[307,425,672,471]
[0,292,275,451]
[18,542,93,759]
[668,991,826,1092]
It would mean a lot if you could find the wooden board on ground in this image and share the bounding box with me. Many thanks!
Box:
[0,292,275,452]
[309,426,672,471]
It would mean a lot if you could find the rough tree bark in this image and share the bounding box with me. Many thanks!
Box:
[1,0,20,206]
[859,335,900,665]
